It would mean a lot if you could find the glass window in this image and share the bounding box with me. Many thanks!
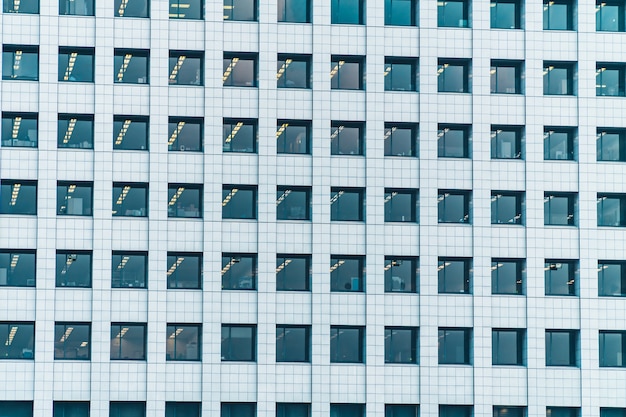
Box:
[58,47,94,82]
[597,128,626,161]
[544,192,577,226]
[168,117,203,152]
[386,405,419,417]
[223,53,257,87]
[491,258,524,295]
[385,326,418,364]
[223,118,257,153]
[330,326,364,363]
[167,252,202,289]
[330,56,364,90]
[492,328,524,365]
[0,250,36,287]
[491,125,522,159]
[331,404,365,417]
[114,49,149,84]
[277,120,311,154]
[441,406,473,417]
[115,0,149,17]
[113,115,149,151]
[438,257,471,294]
[56,251,92,288]
[222,253,256,290]
[385,0,417,26]
[437,59,471,93]
[112,251,147,288]
[3,0,38,13]
[494,407,525,417]
[598,261,626,296]
[0,180,37,215]
[53,402,89,417]
[601,409,626,417]
[546,408,579,417]
[438,0,470,27]
[59,0,93,15]
[110,323,146,360]
[385,123,418,157]
[276,254,311,291]
[544,127,575,160]
[0,322,34,359]
[384,256,418,293]
[544,259,578,296]
[543,62,575,95]
[112,182,148,217]
[330,255,365,292]
[384,188,418,222]
[438,328,471,364]
[278,0,310,22]
[223,0,256,20]
[276,325,310,362]
[277,186,311,220]
[597,0,625,31]
[109,402,145,417]
[1,112,38,148]
[2,45,38,81]
[384,58,418,91]
[221,403,256,417]
[599,331,626,367]
[165,403,200,417]
[491,191,523,225]
[438,124,471,158]
[438,189,471,223]
[331,121,364,155]
[331,0,363,24]
[491,0,521,28]
[543,0,574,30]
[222,185,257,219]
[331,187,365,221]
[597,63,626,96]
[166,324,200,361]
[168,184,202,219]
[54,322,90,360]
[491,60,522,94]
[57,181,93,216]
[545,330,578,366]
[277,54,311,88]
[277,403,311,417]
[169,0,202,19]
[168,51,203,85]
[221,324,256,361]
[598,193,626,226]
[58,114,94,149]
[0,402,32,416]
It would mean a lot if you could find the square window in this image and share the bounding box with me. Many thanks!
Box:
[544,127,576,160]
[58,114,94,149]
[169,51,203,85]
[167,252,202,289]
[597,128,626,161]
[491,258,524,295]
[492,328,525,365]
[331,187,365,221]
[438,58,470,92]
[331,56,365,90]
[491,60,523,94]
[277,120,311,154]
[0,402,32,416]
[2,45,38,81]
[597,63,626,96]
[598,193,626,226]
[438,328,471,364]
[599,331,626,367]
[491,125,523,159]
[222,253,257,290]
[57,181,93,216]
[385,326,418,364]
[169,0,202,19]
[545,259,578,296]
[223,0,256,21]
[221,325,256,361]
[597,0,625,31]
[330,326,364,363]
[331,121,364,155]
[277,186,311,220]
[276,254,311,291]
[0,250,36,287]
[112,182,148,217]
[59,0,93,15]
[222,185,257,219]
[545,330,578,366]
[543,0,574,30]
[56,251,92,288]
[53,402,89,417]
[491,191,524,224]
[115,0,149,17]
[384,57,418,91]
[491,0,521,28]
[438,257,471,294]
[386,405,419,417]
[277,54,311,88]
[168,117,203,152]
[384,256,418,293]
[114,49,149,84]
[1,112,38,148]
[166,324,201,361]
[110,323,146,360]
[601,409,626,417]
[330,255,365,292]
[278,0,310,22]
[110,402,145,417]
[114,115,149,150]
[0,322,34,359]
[112,251,147,288]
[54,322,90,360]
[168,184,202,219]
[331,404,365,417]
[0,180,37,215]
[276,325,311,362]
[544,192,577,226]
[385,188,418,222]
[494,407,525,417]
[331,0,363,24]
[385,0,417,26]
[438,0,470,27]
[223,118,257,153]
[223,53,257,87]
[438,189,471,223]
[598,261,626,296]
[384,122,418,157]
[58,47,94,82]
[438,124,471,158]
[165,402,201,417]
[277,403,311,417]
[543,62,576,95]
[3,0,38,13]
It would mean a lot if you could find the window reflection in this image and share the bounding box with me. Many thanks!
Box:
[597,129,626,161]
[491,258,524,295]
[598,261,626,297]
[221,253,256,290]
[437,59,470,92]
[112,251,147,288]
[1,112,38,148]
[544,259,578,295]
[166,324,201,360]
[543,62,575,95]
[168,117,203,152]
[598,193,626,227]
[492,329,524,365]
[384,256,418,293]
[330,326,364,362]
[491,60,522,94]
[112,182,148,217]
[57,114,94,149]
[59,0,94,15]
[115,0,149,17]
[491,125,522,159]
[278,0,310,22]
[0,322,35,359]
[58,47,94,82]
[599,331,626,367]
[384,123,417,157]
[54,323,90,360]
[276,325,310,362]
[384,188,418,222]
[55,251,92,288]
[385,327,418,364]
[490,0,520,29]
[223,0,256,21]
[544,192,577,225]
[110,323,146,360]
[597,0,625,31]
[385,0,417,26]
[438,124,470,158]
[57,181,93,216]
[438,328,471,364]
[330,56,364,90]
[223,119,256,153]
[277,186,310,220]
[222,185,257,219]
[3,0,38,13]
[597,64,626,96]
[330,255,364,292]
[331,0,363,24]
[276,120,310,154]
[438,190,471,223]
[438,0,470,27]
[545,330,577,366]
[115,49,149,84]
[167,252,202,289]
[222,324,256,361]
[331,122,364,155]
[277,55,310,88]
[276,254,310,291]
[169,51,203,85]
[223,53,257,87]
[168,184,202,219]
[438,257,471,294]
[169,0,202,19]
[0,180,37,215]
[491,191,523,224]
[0,250,36,287]
[543,0,573,30]
[384,58,418,91]
[544,127,575,160]
[114,115,149,150]
[2,45,38,81]
[330,187,364,221]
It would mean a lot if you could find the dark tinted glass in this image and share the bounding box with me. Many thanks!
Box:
[543,0,573,29]
[277,121,310,154]
[167,252,202,289]
[491,259,524,295]
[545,330,577,366]
[168,51,203,85]
[385,0,417,26]
[2,46,38,81]
[330,404,365,417]
[112,183,148,217]
[597,129,626,161]
[278,0,310,22]
[1,112,38,148]
[384,257,418,293]
[221,325,256,361]
[223,54,257,87]
[599,331,626,367]
[597,1,625,31]
[109,402,145,417]
[331,122,363,155]
[112,252,147,288]
[438,328,471,364]
[331,0,362,24]
[598,261,626,296]
[56,251,92,287]
[166,324,201,360]
[222,186,256,219]
[0,180,37,215]
[330,256,364,292]
[384,123,417,157]
[544,128,575,160]
[385,327,418,364]
[598,194,626,226]
[277,187,311,220]
[57,182,93,216]
[384,59,418,91]
[438,125,470,158]
[277,55,310,88]
[59,0,93,15]
[438,258,471,294]
[438,190,470,223]
[110,323,146,360]
[492,329,524,365]
[115,0,149,17]
[223,0,256,20]
[544,260,577,296]
[0,322,35,359]
[0,250,36,287]
[438,0,469,27]
[331,188,364,221]
[169,0,202,19]
[386,405,419,417]
[543,63,574,95]
[331,57,363,90]
[168,184,202,219]
[385,189,418,222]
[221,403,256,417]
[544,193,576,225]
[222,253,256,290]
[276,255,310,291]
[114,116,149,150]
[53,402,89,417]
[54,323,90,359]
[491,192,523,224]
[58,47,94,82]
[3,0,38,13]
[330,326,364,363]
[168,117,203,152]
[57,115,94,149]
[277,403,311,417]
[114,49,149,84]
[223,119,256,153]
[491,0,520,28]
[276,325,310,362]
[491,61,521,94]
[165,403,201,417]
[491,126,522,159]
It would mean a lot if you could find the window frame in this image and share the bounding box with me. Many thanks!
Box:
[277,120,311,154]
[384,122,418,157]
[331,121,365,156]
[166,323,201,361]
[277,54,311,89]
[330,255,365,292]
[437,58,471,93]
[222,185,257,220]
[221,324,257,362]
[384,0,418,26]
[491,125,523,159]
[3,0,39,13]
[490,0,522,29]
[544,127,576,161]
[58,46,94,83]
[115,0,150,18]
[276,186,311,221]
[330,325,365,363]
[1,111,38,148]
[53,401,90,417]
[598,260,626,297]
[277,0,311,23]
[491,258,524,295]
[54,322,91,360]
[384,326,418,364]
[276,324,311,363]
[167,252,202,290]
[597,128,626,161]
[167,183,203,219]
[113,115,149,151]
[438,328,472,365]
[330,55,365,90]
[544,192,577,226]
[114,48,150,84]
[384,188,419,223]
[168,116,203,152]
[55,250,92,288]
[0,322,35,359]
[599,330,626,367]
[438,257,472,294]
[110,323,147,360]
[2,45,38,81]
[384,256,418,293]
[168,50,204,86]
[57,113,94,150]
[598,193,626,227]
[223,0,257,21]
[112,182,149,217]
[491,191,524,225]
[544,259,578,296]
[543,0,575,30]
[223,118,257,153]
[492,328,525,366]
[596,0,626,32]
[0,179,37,215]
[57,181,93,216]
[384,57,419,92]
[276,254,311,291]
[490,60,523,94]
[597,63,626,97]
[545,330,578,366]
[437,0,470,27]
[331,0,364,24]
[437,124,471,158]
[169,0,202,19]
[330,187,365,222]
[223,52,258,87]
[59,0,94,15]
[543,61,576,95]
[221,252,257,290]
[0,249,36,287]
[438,189,471,224]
